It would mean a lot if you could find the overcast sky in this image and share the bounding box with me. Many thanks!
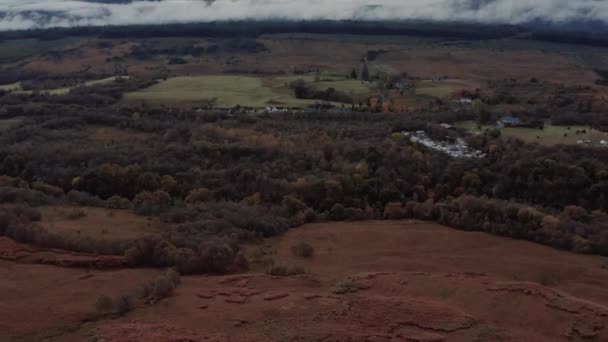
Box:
[0,0,607,31]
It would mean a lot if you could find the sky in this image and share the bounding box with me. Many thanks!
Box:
[0,0,607,31]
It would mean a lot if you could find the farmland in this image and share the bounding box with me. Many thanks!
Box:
[415,78,482,98]
[457,121,608,146]
[125,74,373,107]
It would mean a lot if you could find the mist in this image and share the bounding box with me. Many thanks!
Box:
[1,0,608,31]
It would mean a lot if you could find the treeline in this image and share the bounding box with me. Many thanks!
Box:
[290,79,353,103]
[130,38,268,60]
[3,20,607,48]
[0,20,524,41]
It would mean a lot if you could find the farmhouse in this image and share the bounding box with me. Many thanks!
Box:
[497,116,522,127]
[265,106,290,113]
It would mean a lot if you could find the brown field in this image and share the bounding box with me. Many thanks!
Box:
[39,206,165,241]
[15,220,602,342]
[0,260,160,340]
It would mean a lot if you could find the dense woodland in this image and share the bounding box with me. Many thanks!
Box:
[1,20,607,47]
[0,76,607,274]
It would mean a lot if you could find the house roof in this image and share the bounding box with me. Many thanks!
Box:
[499,117,522,124]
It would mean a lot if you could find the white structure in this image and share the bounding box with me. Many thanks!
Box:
[403,131,486,159]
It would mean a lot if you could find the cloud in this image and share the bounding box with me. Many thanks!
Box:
[0,0,607,31]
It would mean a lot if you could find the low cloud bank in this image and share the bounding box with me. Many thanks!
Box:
[1,0,607,31]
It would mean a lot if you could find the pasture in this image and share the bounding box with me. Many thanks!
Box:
[457,121,608,146]
[125,75,372,107]
[415,79,480,98]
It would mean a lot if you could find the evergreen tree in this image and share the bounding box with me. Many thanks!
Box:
[362,63,370,82]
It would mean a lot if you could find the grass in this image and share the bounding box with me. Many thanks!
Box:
[457,121,608,146]
[126,75,362,108]
[415,79,479,98]
[271,73,373,96]
[0,117,24,131]
[12,76,127,95]
[44,76,127,95]
[39,206,164,241]
[0,82,21,91]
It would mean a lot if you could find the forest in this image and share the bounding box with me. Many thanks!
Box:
[0,76,607,274]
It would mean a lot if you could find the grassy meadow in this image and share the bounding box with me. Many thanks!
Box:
[125,74,374,107]
[457,121,608,146]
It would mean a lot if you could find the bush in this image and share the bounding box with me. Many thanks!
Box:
[142,268,181,302]
[197,241,237,274]
[563,206,589,222]
[112,295,132,316]
[291,241,314,258]
[185,188,211,204]
[66,208,87,220]
[67,190,104,207]
[133,190,172,215]
[31,181,64,197]
[0,187,56,206]
[13,204,42,222]
[267,264,306,276]
[95,295,114,315]
[106,195,133,209]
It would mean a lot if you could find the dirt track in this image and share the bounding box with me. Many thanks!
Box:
[3,220,608,341]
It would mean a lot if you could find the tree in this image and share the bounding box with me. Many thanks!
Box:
[361,63,370,82]
[473,99,490,124]
[350,68,358,80]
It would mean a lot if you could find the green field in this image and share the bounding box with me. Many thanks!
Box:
[457,121,608,146]
[415,79,479,98]
[125,75,369,107]
[0,117,24,131]
[43,76,127,95]
[0,82,21,91]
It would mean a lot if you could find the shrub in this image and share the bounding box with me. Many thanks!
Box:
[95,295,114,315]
[67,190,104,207]
[106,195,133,209]
[185,188,211,204]
[291,241,314,258]
[133,190,171,215]
[267,264,306,276]
[143,269,181,302]
[66,208,87,220]
[0,187,56,206]
[197,241,237,274]
[31,181,64,198]
[563,206,589,222]
[282,195,308,216]
[112,295,132,316]
[328,203,345,220]
[13,204,42,222]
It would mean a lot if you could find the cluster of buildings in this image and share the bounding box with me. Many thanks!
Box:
[403,131,486,159]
